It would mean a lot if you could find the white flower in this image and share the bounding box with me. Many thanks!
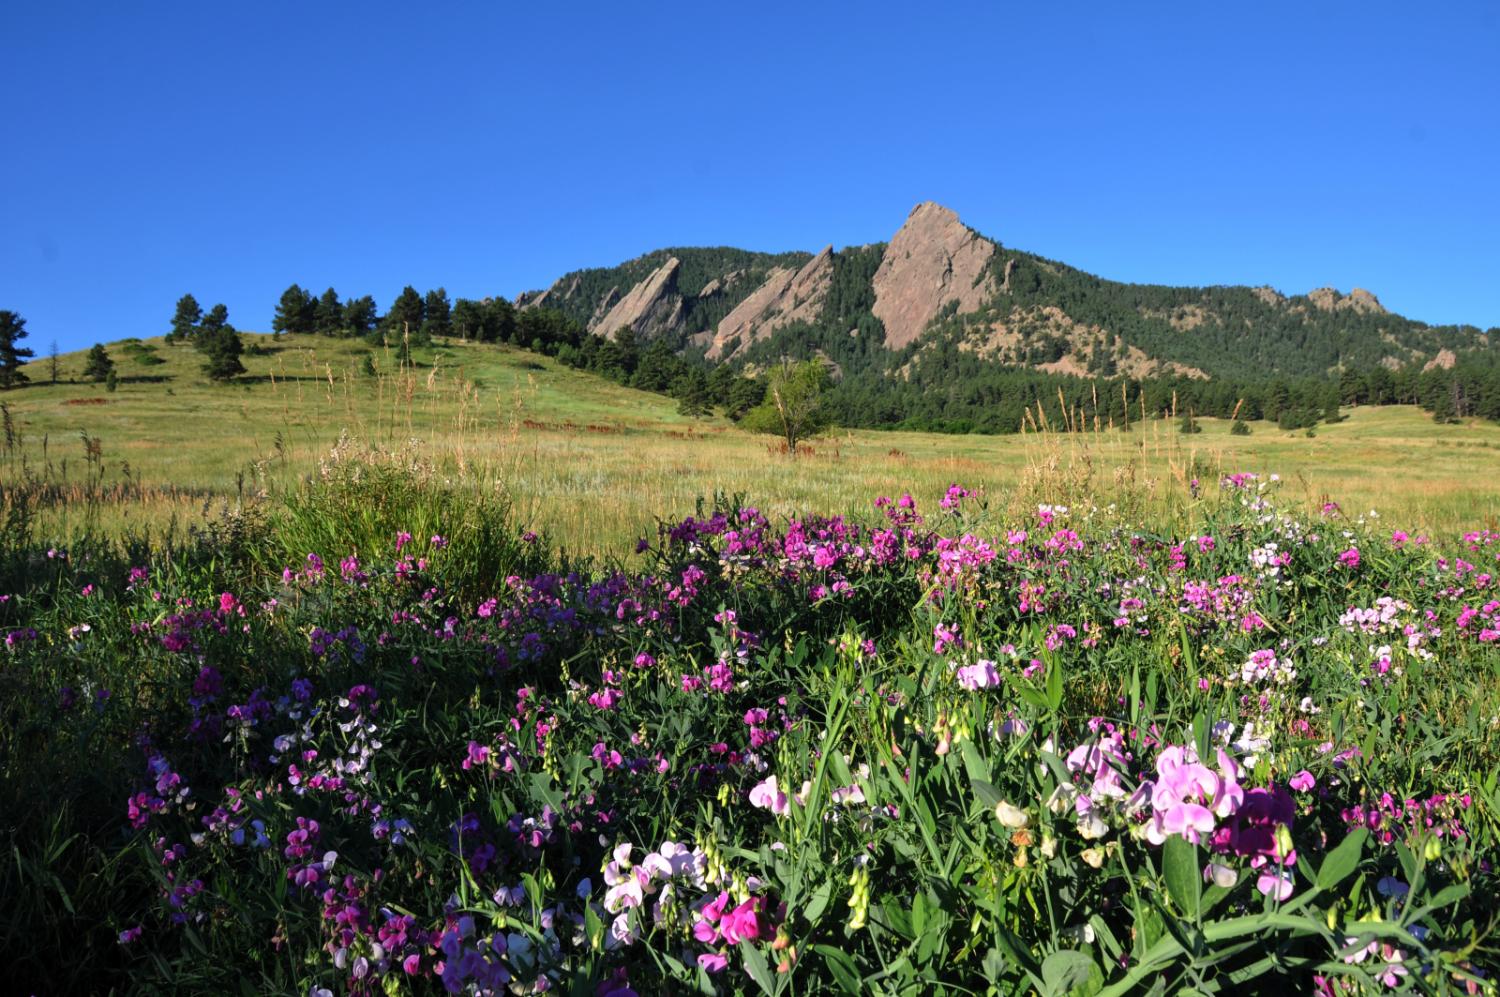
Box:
[994,800,1030,828]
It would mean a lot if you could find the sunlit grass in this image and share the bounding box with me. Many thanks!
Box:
[4,331,1498,556]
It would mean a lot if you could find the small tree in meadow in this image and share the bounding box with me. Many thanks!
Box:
[741,358,832,454]
[83,343,115,382]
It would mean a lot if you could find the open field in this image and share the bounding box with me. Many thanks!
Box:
[4,333,1500,555]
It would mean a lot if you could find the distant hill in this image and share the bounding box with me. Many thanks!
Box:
[519,202,1496,384]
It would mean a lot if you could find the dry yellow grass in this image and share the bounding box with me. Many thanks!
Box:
[3,332,1498,555]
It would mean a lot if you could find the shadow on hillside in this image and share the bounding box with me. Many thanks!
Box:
[233,374,335,385]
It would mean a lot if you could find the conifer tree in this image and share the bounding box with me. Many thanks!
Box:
[343,296,378,337]
[169,294,202,343]
[422,288,452,340]
[273,284,315,335]
[83,343,115,382]
[0,311,35,389]
[315,288,344,335]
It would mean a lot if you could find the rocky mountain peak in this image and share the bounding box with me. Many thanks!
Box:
[591,256,684,339]
[706,246,835,359]
[1307,286,1387,316]
[872,202,997,349]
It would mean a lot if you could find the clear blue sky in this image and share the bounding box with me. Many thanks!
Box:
[3,1,1498,352]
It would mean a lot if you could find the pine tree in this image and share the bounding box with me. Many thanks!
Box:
[0,311,35,389]
[343,296,378,337]
[48,340,60,384]
[83,343,115,382]
[201,327,246,381]
[452,299,483,341]
[272,284,315,335]
[674,368,714,418]
[314,288,344,336]
[386,287,425,340]
[169,294,203,343]
[422,288,452,340]
[200,303,230,338]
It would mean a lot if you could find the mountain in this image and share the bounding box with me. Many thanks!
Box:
[518,202,1496,386]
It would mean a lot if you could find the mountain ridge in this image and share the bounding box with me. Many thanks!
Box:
[517,203,1495,383]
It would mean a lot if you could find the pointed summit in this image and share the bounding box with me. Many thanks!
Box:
[872,202,998,349]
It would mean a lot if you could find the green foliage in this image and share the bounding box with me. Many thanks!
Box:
[83,343,115,382]
[193,305,245,381]
[314,287,344,335]
[422,288,452,340]
[167,294,202,343]
[342,295,378,337]
[272,284,315,335]
[0,476,1495,993]
[384,285,425,339]
[0,310,35,388]
[741,358,833,453]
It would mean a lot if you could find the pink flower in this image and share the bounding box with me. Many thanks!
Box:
[720,897,773,944]
[697,952,728,973]
[1338,548,1361,569]
[1256,868,1294,901]
[1290,770,1316,792]
[749,775,790,816]
[1144,747,1243,845]
[955,659,1000,691]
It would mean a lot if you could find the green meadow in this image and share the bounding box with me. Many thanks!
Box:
[4,332,1498,556]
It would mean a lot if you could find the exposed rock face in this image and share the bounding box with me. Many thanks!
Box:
[706,246,835,359]
[591,257,684,339]
[1307,286,1387,315]
[1424,348,1457,371]
[872,202,997,349]
[1252,286,1286,307]
[589,287,621,328]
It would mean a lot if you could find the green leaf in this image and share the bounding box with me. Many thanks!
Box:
[1041,949,1097,996]
[813,944,862,994]
[1045,655,1064,711]
[970,778,1004,811]
[740,941,777,995]
[1316,827,1368,890]
[1162,836,1202,921]
[802,879,832,923]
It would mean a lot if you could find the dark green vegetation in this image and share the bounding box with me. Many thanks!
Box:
[1,461,1496,994]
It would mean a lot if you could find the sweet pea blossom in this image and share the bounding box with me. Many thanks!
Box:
[749,775,790,816]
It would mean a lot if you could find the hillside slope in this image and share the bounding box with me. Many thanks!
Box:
[518,202,1496,382]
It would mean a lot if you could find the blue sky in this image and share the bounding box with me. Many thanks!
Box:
[3,1,1497,351]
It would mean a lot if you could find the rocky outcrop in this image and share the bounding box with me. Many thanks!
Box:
[706,246,835,359]
[588,287,621,329]
[591,257,684,339]
[1423,348,1457,372]
[1307,286,1387,315]
[872,202,997,349]
[1252,286,1286,307]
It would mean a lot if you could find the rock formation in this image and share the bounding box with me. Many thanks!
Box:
[591,257,684,339]
[1307,286,1387,315]
[872,202,997,349]
[707,246,834,359]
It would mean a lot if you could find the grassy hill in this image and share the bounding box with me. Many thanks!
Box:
[4,332,1499,556]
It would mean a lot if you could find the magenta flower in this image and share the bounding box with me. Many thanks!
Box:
[1290,770,1316,792]
[1143,747,1243,845]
